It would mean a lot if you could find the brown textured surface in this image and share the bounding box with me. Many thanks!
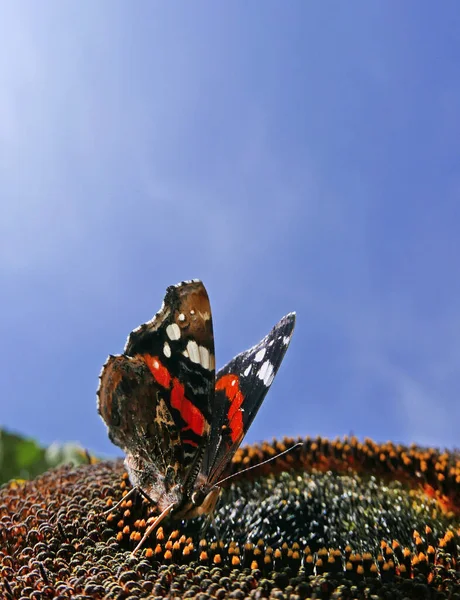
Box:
[1,436,459,599]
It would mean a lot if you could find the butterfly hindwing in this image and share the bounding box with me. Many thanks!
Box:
[97,354,183,473]
[202,312,296,485]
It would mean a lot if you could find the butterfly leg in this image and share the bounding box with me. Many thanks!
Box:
[104,486,156,515]
[210,514,221,540]
[202,513,221,541]
[131,501,175,556]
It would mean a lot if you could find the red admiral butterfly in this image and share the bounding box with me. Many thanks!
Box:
[97,280,295,553]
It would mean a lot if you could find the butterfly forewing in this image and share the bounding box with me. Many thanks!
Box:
[202,312,296,486]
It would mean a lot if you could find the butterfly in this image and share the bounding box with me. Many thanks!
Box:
[97,280,295,552]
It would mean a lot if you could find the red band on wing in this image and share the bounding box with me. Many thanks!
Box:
[215,374,244,443]
[143,355,172,389]
[171,378,207,436]
[143,354,207,438]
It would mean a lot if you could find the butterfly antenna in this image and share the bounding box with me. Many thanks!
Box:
[131,502,175,556]
[213,442,303,488]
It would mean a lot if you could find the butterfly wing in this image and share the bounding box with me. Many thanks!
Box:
[97,354,184,480]
[201,312,296,486]
[98,280,216,485]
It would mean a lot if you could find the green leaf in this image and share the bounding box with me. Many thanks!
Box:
[0,428,99,485]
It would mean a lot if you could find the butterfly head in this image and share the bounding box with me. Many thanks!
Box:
[170,479,221,520]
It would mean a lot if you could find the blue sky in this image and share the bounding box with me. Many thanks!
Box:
[1,2,460,457]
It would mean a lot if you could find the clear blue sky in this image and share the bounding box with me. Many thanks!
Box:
[1,2,460,457]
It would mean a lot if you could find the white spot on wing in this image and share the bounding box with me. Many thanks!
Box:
[254,348,266,362]
[163,342,171,358]
[178,313,186,322]
[166,323,181,341]
[283,335,290,346]
[199,345,210,369]
[175,278,200,287]
[257,360,275,386]
[244,364,252,376]
[183,349,189,358]
[187,340,201,364]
